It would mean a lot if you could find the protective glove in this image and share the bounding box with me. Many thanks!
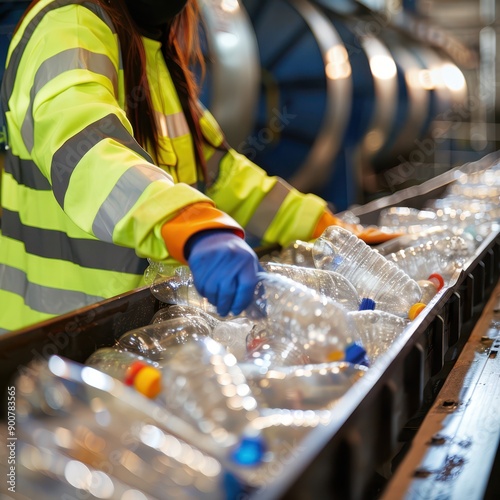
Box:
[185,229,263,317]
[312,211,403,245]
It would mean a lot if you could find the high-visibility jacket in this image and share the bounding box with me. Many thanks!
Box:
[0,0,328,333]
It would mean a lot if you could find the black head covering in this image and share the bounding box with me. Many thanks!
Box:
[125,0,188,28]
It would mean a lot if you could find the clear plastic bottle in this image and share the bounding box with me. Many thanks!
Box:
[378,205,492,233]
[383,236,472,282]
[151,269,367,364]
[312,226,422,317]
[210,318,254,361]
[85,347,162,399]
[244,361,368,410]
[374,226,457,256]
[150,267,217,314]
[275,240,315,267]
[244,325,311,372]
[417,276,443,304]
[248,272,367,365]
[261,261,360,311]
[157,336,266,466]
[116,316,212,361]
[446,167,500,200]
[378,206,441,231]
[151,304,219,329]
[347,310,409,363]
[13,356,236,500]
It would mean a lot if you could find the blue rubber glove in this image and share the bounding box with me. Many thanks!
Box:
[185,230,262,317]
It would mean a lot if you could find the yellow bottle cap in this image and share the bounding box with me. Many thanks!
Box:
[326,350,344,362]
[409,303,426,320]
[133,366,162,399]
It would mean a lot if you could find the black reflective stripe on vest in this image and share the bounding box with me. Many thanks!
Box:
[2,208,148,274]
[1,0,116,119]
[51,113,153,207]
[0,263,105,315]
[245,179,292,239]
[22,47,119,152]
[4,150,51,190]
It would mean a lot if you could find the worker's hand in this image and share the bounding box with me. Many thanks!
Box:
[185,230,262,317]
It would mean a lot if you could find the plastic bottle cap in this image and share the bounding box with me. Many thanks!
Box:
[231,435,267,466]
[133,366,162,399]
[359,298,376,311]
[326,350,344,362]
[247,337,265,352]
[344,343,369,367]
[409,303,426,320]
[428,273,445,291]
[124,361,147,386]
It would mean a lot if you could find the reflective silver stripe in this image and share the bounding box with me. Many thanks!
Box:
[2,208,148,274]
[0,329,8,335]
[155,110,190,138]
[4,151,51,190]
[1,0,117,116]
[0,263,105,315]
[84,1,117,35]
[245,179,292,238]
[22,48,119,152]
[205,148,226,186]
[93,164,173,241]
[51,113,153,207]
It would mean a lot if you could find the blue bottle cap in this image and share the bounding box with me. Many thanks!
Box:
[345,342,370,367]
[223,471,245,500]
[359,298,376,311]
[230,434,267,466]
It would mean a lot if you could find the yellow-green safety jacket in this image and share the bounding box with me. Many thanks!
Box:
[0,0,329,333]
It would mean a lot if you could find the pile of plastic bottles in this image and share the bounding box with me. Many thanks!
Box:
[10,156,499,498]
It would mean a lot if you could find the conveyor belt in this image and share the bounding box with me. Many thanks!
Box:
[382,280,500,500]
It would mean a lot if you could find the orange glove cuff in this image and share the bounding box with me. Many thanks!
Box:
[312,211,403,244]
[161,202,244,264]
[312,212,342,239]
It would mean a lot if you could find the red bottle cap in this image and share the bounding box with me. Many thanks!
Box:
[428,273,444,291]
[124,360,147,386]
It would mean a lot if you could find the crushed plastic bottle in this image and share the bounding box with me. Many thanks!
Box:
[261,261,361,311]
[312,226,422,317]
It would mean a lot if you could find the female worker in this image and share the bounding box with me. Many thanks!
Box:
[0,0,393,333]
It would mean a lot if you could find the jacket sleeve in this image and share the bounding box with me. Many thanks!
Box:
[199,110,327,247]
[207,149,328,247]
[10,4,238,261]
